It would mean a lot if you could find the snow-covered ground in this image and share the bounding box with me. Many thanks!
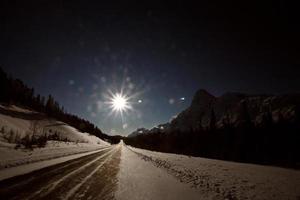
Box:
[116,141,201,200]
[120,144,300,200]
[0,141,106,169]
[1,105,300,200]
[0,104,109,145]
[0,104,109,171]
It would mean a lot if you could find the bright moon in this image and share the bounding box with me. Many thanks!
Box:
[112,94,127,111]
[105,89,136,117]
[108,93,130,114]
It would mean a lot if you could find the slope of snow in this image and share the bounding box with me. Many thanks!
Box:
[116,141,202,200]
[0,104,110,170]
[0,104,109,145]
[127,146,300,200]
[0,104,38,114]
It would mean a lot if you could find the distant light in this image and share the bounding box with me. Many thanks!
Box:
[78,87,84,93]
[96,101,104,111]
[68,80,75,85]
[90,112,97,117]
[180,97,185,101]
[123,123,128,129]
[87,105,92,112]
[92,84,98,90]
[128,83,135,89]
[138,99,142,103]
[100,76,106,83]
[169,98,175,105]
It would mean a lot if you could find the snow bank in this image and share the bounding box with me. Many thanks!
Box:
[116,142,202,200]
[0,141,104,169]
[0,104,38,114]
[0,104,109,145]
[128,146,300,200]
[0,104,110,170]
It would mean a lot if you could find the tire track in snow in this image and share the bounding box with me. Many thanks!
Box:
[72,145,121,200]
[0,146,112,199]
[63,145,120,199]
[26,146,115,200]
[0,144,121,200]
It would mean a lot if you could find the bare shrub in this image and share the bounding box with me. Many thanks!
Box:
[0,126,5,133]
[8,129,15,143]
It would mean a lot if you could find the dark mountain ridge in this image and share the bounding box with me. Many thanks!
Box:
[129,89,300,136]
[126,89,300,168]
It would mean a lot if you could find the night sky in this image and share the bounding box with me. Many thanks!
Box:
[1,1,299,135]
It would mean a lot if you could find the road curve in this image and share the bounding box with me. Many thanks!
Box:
[0,144,121,200]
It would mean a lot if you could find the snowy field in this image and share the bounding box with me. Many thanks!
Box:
[0,105,109,145]
[122,145,300,200]
[1,104,299,200]
[0,104,109,171]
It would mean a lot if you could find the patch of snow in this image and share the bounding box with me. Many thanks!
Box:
[127,146,300,200]
[0,105,37,114]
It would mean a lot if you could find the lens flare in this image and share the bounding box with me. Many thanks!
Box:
[106,91,132,118]
[111,93,128,112]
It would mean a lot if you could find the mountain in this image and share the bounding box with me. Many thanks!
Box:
[128,123,170,138]
[128,128,149,137]
[142,89,300,134]
[129,89,300,136]
[125,89,300,168]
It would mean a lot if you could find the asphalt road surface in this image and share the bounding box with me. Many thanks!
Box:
[0,144,121,200]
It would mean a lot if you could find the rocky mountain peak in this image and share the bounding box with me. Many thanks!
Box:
[191,89,216,108]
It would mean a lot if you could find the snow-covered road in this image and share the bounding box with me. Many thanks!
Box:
[0,144,121,200]
[0,141,299,200]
